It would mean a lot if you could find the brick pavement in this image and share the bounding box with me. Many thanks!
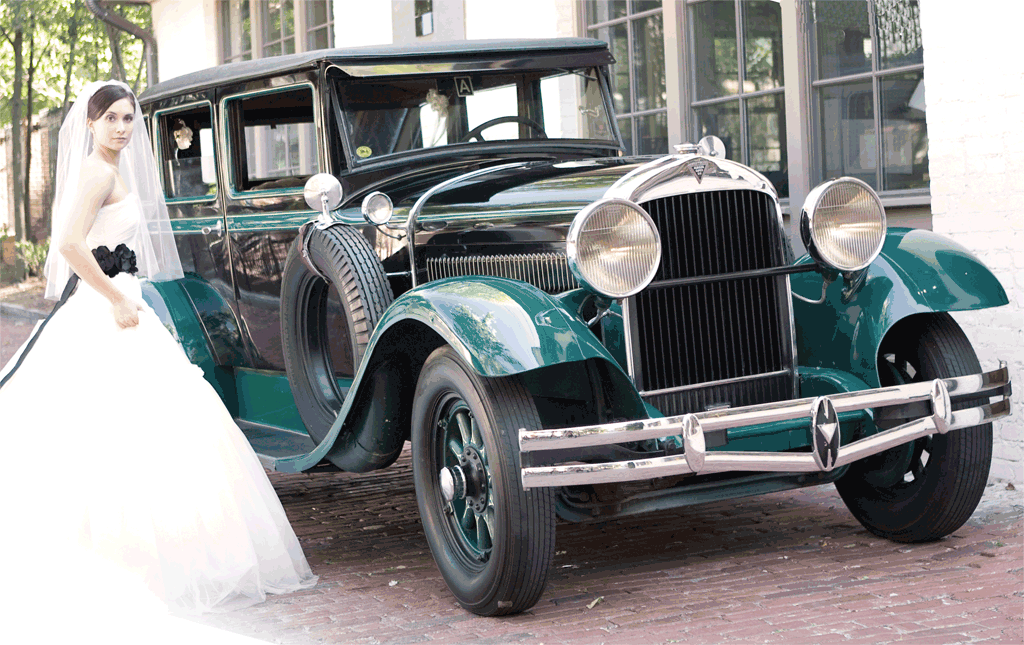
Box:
[192,451,1023,645]
[3,295,1021,644]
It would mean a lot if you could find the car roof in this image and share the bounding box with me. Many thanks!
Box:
[140,38,613,104]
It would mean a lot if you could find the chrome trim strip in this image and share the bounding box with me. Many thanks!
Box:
[520,364,1009,453]
[639,369,792,398]
[622,294,638,384]
[406,162,526,288]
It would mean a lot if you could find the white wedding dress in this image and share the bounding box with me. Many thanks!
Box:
[0,194,317,616]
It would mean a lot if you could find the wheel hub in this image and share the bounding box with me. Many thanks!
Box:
[439,444,489,513]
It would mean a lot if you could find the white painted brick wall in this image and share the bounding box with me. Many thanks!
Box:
[921,4,1023,484]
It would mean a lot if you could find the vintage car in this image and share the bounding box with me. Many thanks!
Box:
[138,38,1011,616]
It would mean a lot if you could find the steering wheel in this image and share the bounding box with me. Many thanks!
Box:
[461,116,548,142]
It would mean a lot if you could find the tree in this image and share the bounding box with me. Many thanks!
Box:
[0,1,26,241]
[1,0,151,244]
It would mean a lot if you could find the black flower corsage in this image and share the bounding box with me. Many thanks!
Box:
[92,244,138,278]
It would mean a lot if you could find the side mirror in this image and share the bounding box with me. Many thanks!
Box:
[303,173,344,227]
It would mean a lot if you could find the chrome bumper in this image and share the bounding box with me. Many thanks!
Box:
[519,364,1011,489]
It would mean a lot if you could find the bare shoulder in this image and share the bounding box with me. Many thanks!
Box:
[80,158,117,187]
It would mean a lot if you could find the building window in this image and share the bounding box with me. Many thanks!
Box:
[688,0,788,198]
[810,0,926,192]
[261,0,296,57]
[221,0,252,63]
[306,0,334,50]
[415,0,434,37]
[584,1,668,155]
[222,1,334,60]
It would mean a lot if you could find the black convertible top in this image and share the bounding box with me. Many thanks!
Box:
[140,38,613,104]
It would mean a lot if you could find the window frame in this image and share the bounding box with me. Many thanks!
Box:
[806,0,928,199]
[219,0,334,65]
[220,82,324,198]
[683,0,788,198]
[582,2,669,156]
[153,100,219,205]
[221,0,253,64]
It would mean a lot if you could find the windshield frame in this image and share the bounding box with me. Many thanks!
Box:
[332,66,623,169]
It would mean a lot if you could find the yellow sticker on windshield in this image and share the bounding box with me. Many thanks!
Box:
[356,146,372,158]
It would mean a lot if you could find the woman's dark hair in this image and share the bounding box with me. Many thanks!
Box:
[87,84,135,121]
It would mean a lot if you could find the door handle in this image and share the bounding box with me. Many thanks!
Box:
[201,220,224,236]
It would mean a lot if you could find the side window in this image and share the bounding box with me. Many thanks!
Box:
[158,105,217,199]
[228,86,318,191]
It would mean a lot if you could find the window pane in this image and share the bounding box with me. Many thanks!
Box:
[633,13,666,111]
[595,22,631,114]
[695,101,740,162]
[283,0,294,37]
[160,107,218,199]
[812,0,871,79]
[221,0,251,62]
[308,0,328,26]
[692,0,739,100]
[637,111,668,155]
[632,0,661,12]
[234,88,317,190]
[880,70,927,190]
[819,80,876,189]
[267,1,281,35]
[618,116,634,155]
[743,1,784,92]
[586,0,628,24]
[308,27,329,50]
[746,93,788,198]
[875,0,923,70]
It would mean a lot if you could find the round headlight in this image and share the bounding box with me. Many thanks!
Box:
[567,198,661,299]
[361,191,394,225]
[800,177,886,273]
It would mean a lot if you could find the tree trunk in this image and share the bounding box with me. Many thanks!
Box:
[61,9,80,124]
[23,27,35,241]
[10,26,25,242]
[105,21,125,82]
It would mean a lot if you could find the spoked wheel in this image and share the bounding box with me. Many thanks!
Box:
[411,346,555,616]
[836,313,993,542]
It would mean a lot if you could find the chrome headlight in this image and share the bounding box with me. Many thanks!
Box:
[800,177,886,273]
[566,198,661,299]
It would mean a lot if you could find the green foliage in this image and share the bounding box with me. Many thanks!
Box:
[0,0,152,127]
[15,237,50,277]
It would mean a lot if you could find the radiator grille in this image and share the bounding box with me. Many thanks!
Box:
[426,253,578,294]
[633,189,794,416]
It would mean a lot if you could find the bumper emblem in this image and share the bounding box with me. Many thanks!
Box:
[931,378,952,434]
[682,414,706,472]
[811,397,840,471]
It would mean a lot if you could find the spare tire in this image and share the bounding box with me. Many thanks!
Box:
[281,225,394,444]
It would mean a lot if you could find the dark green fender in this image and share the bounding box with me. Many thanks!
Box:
[791,228,1008,388]
[274,276,638,473]
[141,275,245,414]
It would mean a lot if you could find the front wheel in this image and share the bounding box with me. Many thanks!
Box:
[836,313,993,542]
[411,346,555,616]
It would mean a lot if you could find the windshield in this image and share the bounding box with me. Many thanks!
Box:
[338,67,617,163]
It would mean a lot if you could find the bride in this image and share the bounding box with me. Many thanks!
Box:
[0,81,317,616]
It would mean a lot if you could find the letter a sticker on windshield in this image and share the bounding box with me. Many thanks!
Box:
[455,77,474,97]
